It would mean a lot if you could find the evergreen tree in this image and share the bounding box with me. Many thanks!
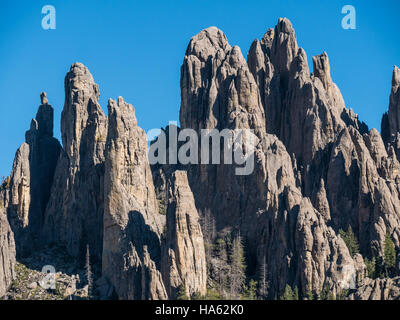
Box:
[305,285,314,300]
[243,279,257,300]
[177,284,189,300]
[280,284,294,300]
[258,256,269,299]
[339,226,359,257]
[85,244,93,298]
[384,233,396,276]
[293,286,299,300]
[201,209,216,264]
[338,289,349,300]
[191,292,203,300]
[205,288,221,300]
[216,238,227,260]
[320,283,335,300]
[229,234,246,299]
[364,257,376,279]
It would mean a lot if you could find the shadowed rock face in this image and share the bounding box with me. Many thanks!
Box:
[382,66,400,155]
[102,98,208,300]
[162,170,207,298]
[3,93,61,256]
[43,63,107,264]
[102,96,167,300]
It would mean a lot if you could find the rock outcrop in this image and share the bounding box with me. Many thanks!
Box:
[382,66,400,155]
[0,205,15,297]
[102,97,167,300]
[43,63,107,263]
[2,17,400,301]
[247,18,400,263]
[349,277,400,300]
[177,22,361,298]
[162,171,207,298]
[4,93,61,255]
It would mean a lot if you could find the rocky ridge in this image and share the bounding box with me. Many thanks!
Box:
[0,17,399,300]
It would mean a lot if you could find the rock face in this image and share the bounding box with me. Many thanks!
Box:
[43,63,107,263]
[247,18,400,262]
[0,205,15,297]
[177,22,362,298]
[2,17,400,300]
[382,66,400,155]
[162,171,207,298]
[102,97,167,300]
[349,277,400,300]
[4,93,61,255]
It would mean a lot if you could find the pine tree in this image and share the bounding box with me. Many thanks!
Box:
[85,244,93,298]
[229,234,246,299]
[384,233,396,276]
[177,284,189,300]
[339,226,359,257]
[364,257,376,279]
[202,209,216,264]
[319,283,336,300]
[243,279,257,300]
[293,286,299,300]
[191,292,203,300]
[306,285,314,300]
[280,284,294,300]
[258,256,269,299]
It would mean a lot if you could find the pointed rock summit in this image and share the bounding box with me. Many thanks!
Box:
[43,63,107,262]
[102,96,167,299]
[3,93,61,255]
[2,17,400,300]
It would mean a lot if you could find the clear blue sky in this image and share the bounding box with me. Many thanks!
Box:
[0,0,399,177]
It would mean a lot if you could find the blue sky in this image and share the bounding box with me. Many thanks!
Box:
[0,0,399,177]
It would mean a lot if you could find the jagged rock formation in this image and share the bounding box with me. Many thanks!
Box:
[0,205,15,297]
[247,18,400,262]
[162,170,207,298]
[102,96,167,300]
[382,66,400,156]
[3,93,61,255]
[177,23,363,298]
[43,63,107,263]
[1,17,400,301]
[349,277,400,300]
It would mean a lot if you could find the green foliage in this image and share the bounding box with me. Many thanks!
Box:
[339,226,360,257]
[293,286,299,300]
[191,292,203,300]
[228,235,246,299]
[280,284,294,300]
[384,234,396,275]
[176,284,188,300]
[95,134,106,143]
[364,257,376,279]
[85,245,93,298]
[205,288,221,300]
[0,176,10,190]
[337,289,349,300]
[242,279,258,300]
[320,283,335,300]
[216,238,227,259]
[305,285,314,300]
[158,199,166,215]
